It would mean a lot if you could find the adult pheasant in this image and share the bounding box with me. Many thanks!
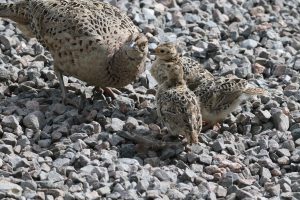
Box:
[0,0,148,102]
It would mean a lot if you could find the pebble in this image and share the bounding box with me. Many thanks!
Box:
[23,111,46,130]
[272,111,289,131]
[0,180,23,198]
[1,115,19,129]
[199,154,213,165]
[212,138,225,152]
[0,144,14,154]
[105,118,125,132]
[240,39,258,49]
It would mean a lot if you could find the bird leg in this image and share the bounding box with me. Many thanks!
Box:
[56,71,67,102]
[213,123,222,131]
[55,71,85,110]
[201,121,221,132]
[103,87,122,99]
[202,122,221,132]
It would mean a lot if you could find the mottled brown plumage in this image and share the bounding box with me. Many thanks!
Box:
[151,42,213,90]
[156,60,202,144]
[0,0,148,101]
[194,77,266,127]
[151,43,266,130]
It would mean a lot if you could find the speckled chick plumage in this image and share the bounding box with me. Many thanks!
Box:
[0,0,148,98]
[156,60,202,144]
[151,42,213,90]
[194,77,266,126]
[151,43,266,128]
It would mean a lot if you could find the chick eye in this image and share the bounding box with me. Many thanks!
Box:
[160,50,165,53]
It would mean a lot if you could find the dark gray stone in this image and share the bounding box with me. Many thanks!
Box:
[212,138,225,152]
[0,144,14,154]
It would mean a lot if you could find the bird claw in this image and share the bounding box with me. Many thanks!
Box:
[92,87,121,101]
[202,122,221,132]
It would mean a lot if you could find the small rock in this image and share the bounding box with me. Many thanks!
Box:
[236,188,254,199]
[98,186,111,195]
[257,110,271,122]
[142,8,156,20]
[105,118,125,132]
[21,180,37,191]
[241,39,258,49]
[291,128,300,140]
[0,144,14,154]
[181,168,197,182]
[272,111,289,131]
[265,183,281,196]
[85,191,100,200]
[1,115,19,129]
[47,171,64,182]
[124,117,139,131]
[0,180,23,198]
[260,167,272,183]
[167,188,185,199]
[199,154,212,165]
[153,169,175,182]
[52,158,71,168]
[38,139,52,148]
[23,111,46,130]
[0,66,11,81]
[108,133,125,146]
[269,139,280,152]
[216,185,227,197]
[212,138,225,152]
[277,149,291,157]
[136,180,149,193]
[277,156,290,165]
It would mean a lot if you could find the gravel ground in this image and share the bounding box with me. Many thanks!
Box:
[1,0,300,199]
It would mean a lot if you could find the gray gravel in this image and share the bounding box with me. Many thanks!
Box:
[0,0,300,199]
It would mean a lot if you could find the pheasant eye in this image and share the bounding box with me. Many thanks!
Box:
[160,50,165,53]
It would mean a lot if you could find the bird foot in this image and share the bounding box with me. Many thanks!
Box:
[202,122,221,132]
[92,87,121,101]
[213,123,221,131]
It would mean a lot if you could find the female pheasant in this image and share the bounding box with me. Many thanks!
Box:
[0,0,148,102]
